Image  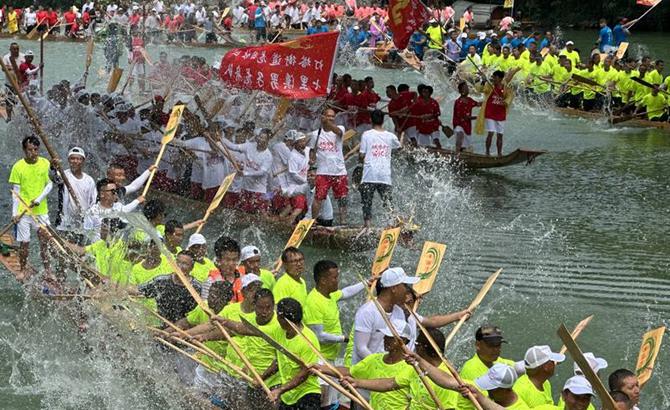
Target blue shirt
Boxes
[510,38,522,48]
[613,24,627,46]
[599,26,613,51]
[348,30,367,49]
[540,38,550,49]
[254,9,266,28]
[501,36,513,46]
[307,26,319,35]
[460,39,478,58]
[410,32,427,57]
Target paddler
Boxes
[3,42,25,121]
[608,369,641,410]
[189,233,222,296]
[283,132,310,223]
[469,364,530,409]
[452,81,481,154]
[559,41,580,68]
[305,167,334,227]
[273,247,308,306]
[635,85,668,121]
[478,69,519,157]
[84,178,144,242]
[534,376,596,410]
[239,245,276,290]
[513,345,565,407]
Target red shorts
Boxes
[239,190,269,213]
[291,194,307,211]
[222,192,240,209]
[271,193,290,214]
[190,182,203,200]
[314,175,348,200]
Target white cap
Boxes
[574,352,608,375]
[475,364,518,390]
[563,375,594,396]
[506,31,514,36]
[478,32,486,39]
[429,18,437,23]
[25,50,34,56]
[68,147,86,158]
[379,318,412,339]
[187,233,207,248]
[353,25,360,30]
[524,345,566,369]
[566,40,575,45]
[241,273,261,288]
[380,267,419,288]
[241,245,261,261]
[293,132,307,141]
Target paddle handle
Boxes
[141,143,167,197]
[0,210,26,237]
[443,315,468,351]
[628,0,663,31]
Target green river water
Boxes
[0,29,668,409]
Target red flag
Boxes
[388,0,432,50]
[637,0,661,5]
[219,32,339,99]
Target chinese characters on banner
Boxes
[219,31,340,99]
[388,0,431,50]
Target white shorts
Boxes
[15,214,50,243]
[454,126,473,149]
[485,119,505,134]
[131,63,146,76]
[404,126,417,141]
[417,130,440,147]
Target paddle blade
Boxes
[636,326,666,387]
[272,98,292,123]
[285,219,315,249]
[540,47,549,57]
[371,227,401,276]
[207,173,236,213]
[413,241,447,296]
[162,105,186,144]
[85,37,95,67]
[342,129,357,142]
[558,315,594,355]
[107,68,124,93]
[616,42,629,60]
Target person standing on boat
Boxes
[476,69,519,157]
[84,178,144,242]
[358,110,400,228]
[308,108,348,225]
[273,247,309,306]
[453,82,481,154]
[3,42,25,121]
[409,85,442,148]
[596,19,615,54]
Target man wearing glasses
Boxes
[84,178,144,242]
[272,246,308,306]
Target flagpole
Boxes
[628,0,663,30]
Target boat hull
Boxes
[407,147,547,169]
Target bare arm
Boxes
[421,309,470,328]
[349,377,399,392]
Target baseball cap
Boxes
[241,273,261,288]
[379,318,412,340]
[68,147,86,159]
[524,345,566,369]
[353,25,360,30]
[478,32,486,39]
[506,31,513,36]
[563,375,594,396]
[240,245,261,261]
[574,352,608,375]
[429,18,437,23]
[475,364,518,390]
[25,50,34,56]
[187,233,207,248]
[380,267,419,288]
[566,40,575,45]
[475,325,506,345]
[293,132,307,141]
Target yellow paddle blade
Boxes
[616,42,629,60]
[371,227,401,276]
[342,129,357,142]
[162,105,185,144]
[222,7,230,17]
[540,47,549,57]
[272,98,292,123]
[107,68,124,93]
[207,173,236,213]
[285,219,315,249]
[636,326,666,387]
[459,17,466,30]
[413,241,447,296]
[86,37,95,67]
[558,315,594,355]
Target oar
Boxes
[11,190,65,254]
[443,268,502,350]
[635,326,666,388]
[612,107,668,124]
[39,33,44,95]
[272,219,315,273]
[155,336,221,374]
[192,95,242,172]
[0,57,82,211]
[558,324,618,410]
[412,241,447,310]
[558,315,593,355]
[82,36,95,88]
[0,211,26,238]
[107,67,124,93]
[615,42,629,60]
[343,143,360,161]
[285,320,374,410]
[26,18,46,39]
[196,172,236,233]
[238,90,259,120]
[141,105,186,196]
[406,307,484,410]
[571,73,606,90]
[120,61,137,94]
[370,227,402,277]
[239,316,369,408]
[631,76,670,96]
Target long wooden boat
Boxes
[406,147,547,169]
[150,190,418,251]
[553,107,670,131]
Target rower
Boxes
[164,220,184,255]
[308,108,348,225]
[130,239,172,286]
[105,162,153,203]
[284,132,310,223]
[534,376,596,410]
[410,85,442,148]
[559,41,580,68]
[358,110,400,228]
[270,130,295,215]
[84,178,144,242]
[636,86,668,121]
[79,217,128,283]
[305,168,334,226]
[228,128,273,214]
[273,247,308,306]
[608,369,640,410]
[239,245,276,290]
[204,236,244,302]
[472,364,529,409]
[186,233,218,293]
[513,345,565,407]
[452,81,481,154]
[3,42,25,121]
[221,274,263,372]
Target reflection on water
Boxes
[0,33,669,408]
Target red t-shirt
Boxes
[484,84,507,121]
[410,97,441,134]
[63,11,76,24]
[452,96,479,135]
[131,36,145,63]
[82,11,91,24]
[129,14,141,27]
[36,10,48,24]
[18,62,36,87]
[48,11,58,26]
[354,90,381,125]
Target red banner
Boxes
[388,0,432,50]
[637,0,661,5]
[219,32,339,99]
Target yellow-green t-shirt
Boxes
[559,49,580,68]
[520,49,531,61]
[529,63,552,94]
[259,268,276,290]
[273,273,308,306]
[456,379,488,410]
[303,289,343,361]
[85,239,130,284]
[186,303,229,372]
[395,362,458,410]
[8,157,51,215]
[425,26,445,49]
[351,352,412,410]
[459,354,516,381]
[640,93,668,119]
[513,374,554,407]
[664,75,670,90]
[266,324,322,405]
[498,55,514,71]
[221,302,257,373]
[507,398,532,409]
[534,405,562,410]
[130,255,172,285]
[544,54,559,70]
[191,257,217,283]
[242,314,282,387]
[647,70,663,86]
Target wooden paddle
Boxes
[81,36,95,88]
[412,241,447,310]
[558,315,594,355]
[631,76,670,96]
[26,18,46,39]
[11,190,65,254]
[272,219,315,272]
[615,42,629,60]
[571,73,604,89]
[406,308,484,410]
[285,320,373,410]
[120,61,137,94]
[155,337,221,374]
[240,316,368,407]
[107,67,124,93]
[141,105,186,196]
[443,269,503,350]
[557,324,618,410]
[0,57,81,211]
[0,211,26,238]
[635,326,666,388]
[370,227,402,277]
[272,98,292,124]
[195,172,236,233]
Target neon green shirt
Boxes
[559,49,580,68]
[640,93,668,119]
[543,54,559,70]
[221,302,257,373]
[191,257,216,283]
[85,239,130,284]
[513,374,554,407]
[273,273,308,306]
[266,324,322,405]
[529,63,552,94]
[130,255,172,285]
[8,157,51,215]
[507,399,532,409]
[459,354,516,381]
[259,268,276,290]
[303,289,343,360]
[186,303,229,372]
[534,405,562,410]
[350,353,411,410]
[456,379,488,410]
[520,49,531,61]
[498,55,514,71]
[618,70,639,103]
[664,75,670,91]
[425,26,445,49]
[647,70,663,86]
[395,362,458,410]
[242,314,282,387]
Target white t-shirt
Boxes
[305,188,333,221]
[287,147,310,196]
[3,52,25,84]
[181,137,227,189]
[352,301,407,365]
[84,200,139,242]
[271,141,291,193]
[359,129,400,185]
[310,126,346,176]
[24,11,38,26]
[242,143,272,194]
[57,169,97,231]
